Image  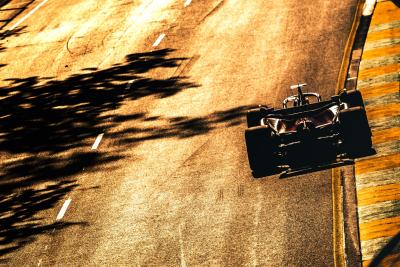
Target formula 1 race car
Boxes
[245,83,373,177]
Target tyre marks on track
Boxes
[215,185,245,203]
[237,184,244,197]
[217,188,224,202]
[198,0,225,24]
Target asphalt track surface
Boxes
[0,0,358,266]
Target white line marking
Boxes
[184,0,192,7]
[363,0,377,16]
[9,0,50,32]
[251,186,262,267]
[347,77,357,80]
[91,133,104,150]
[37,259,42,267]
[153,33,166,47]
[126,80,134,90]
[178,223,187,267]
[56,198,71,221]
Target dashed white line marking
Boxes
[56,198,72,221]
[9,0,50,32]
[91,133,104,150]
[126,80,134,90]
[153,33,166,47]
[37,259,42,267]
[347,77,358,80]
[184,0,192,7]
[178,223,187,267]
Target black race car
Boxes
[245,83,372,177]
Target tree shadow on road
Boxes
[0,48,196,259]
[0,48,249,260]
[113,105,247,145]
[0,180,86,263]
[0,48,195,155]
[0,25,27,61]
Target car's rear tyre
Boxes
[340,89,365,108]
[339,106,372,156]
[245,126,278,176]
[246,106,273,128]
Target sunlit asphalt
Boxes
[0,0,358,266]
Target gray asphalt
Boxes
[0,0,358,266]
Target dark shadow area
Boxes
[0,25,27,61]
[0,180,86,263]
[251,158,355,179]
[0,48,196,258]
[0,0,11,7]
[352,16,372,51]
[114,105,248,145]
[250,141,376,179]
[368,232,400,267]
[279,147,375,178]
[0,47,249,259]
[251,149,376,179]
[0,25,27,40]
[279,159,354,178]
[391,0,400,8]
[0,48,195,156]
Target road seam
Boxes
[333,1,366,266]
